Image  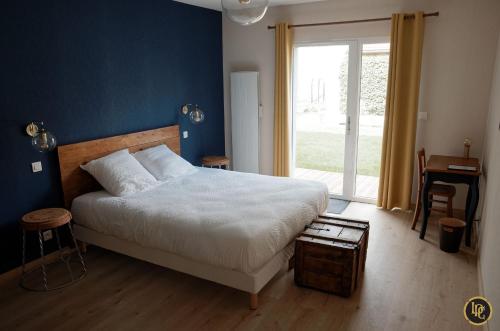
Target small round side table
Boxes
[20,208,86,291]
[201,156,230,169]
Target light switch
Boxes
[183,131,189,139]
[418,112,428,120]
[32,161,42,173]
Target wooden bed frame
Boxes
[57,125,292,309]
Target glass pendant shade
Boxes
[32,129,57,152]
[189,105,205,124]
[222,0,269,26]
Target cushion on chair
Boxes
[429,184,456,196]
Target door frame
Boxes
[291,37,389,204]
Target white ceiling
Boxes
[173,0,324,11]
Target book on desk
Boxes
[448,164,478,172]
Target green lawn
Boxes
[296,131,382,177]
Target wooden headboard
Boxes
[58,125,180,208]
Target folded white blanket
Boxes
[72,168,329,273]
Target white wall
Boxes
[223,0,500,206]
[479,32,500,331]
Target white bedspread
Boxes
[71,168,328,273]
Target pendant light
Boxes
[221,0,269,26]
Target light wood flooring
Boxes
[0,203,478,330]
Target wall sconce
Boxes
[25,121,57,152]
[180,104,205,125]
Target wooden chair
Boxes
[411,149,456,230]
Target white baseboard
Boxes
[476,251,490,331]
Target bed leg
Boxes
[249,293,258,310]
[77,241,87,254]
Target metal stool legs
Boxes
[55,227,74,281]
[20,223,86,291]
[68,223,87,274]
[20,229,26,285]
[38,229,48,290]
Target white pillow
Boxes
[133,144,196,181]
[80,149,158,197]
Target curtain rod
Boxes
[267,11,439,30]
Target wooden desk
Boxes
[420,155,481,246]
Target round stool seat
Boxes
[439,217,466,228]
[202,155,230,167]
[21,208,71,231]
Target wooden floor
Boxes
[0,203,478,331]
[294,168,379,199]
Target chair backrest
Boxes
[417,148,426,188]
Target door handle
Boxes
[347,115,351,134]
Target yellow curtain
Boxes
[273,23,293,177]
[377,12,425,210]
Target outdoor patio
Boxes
[294,168,379,200]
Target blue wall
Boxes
[0,0,224,273]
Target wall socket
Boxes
[42,230,53,241]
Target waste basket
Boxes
[439,218,466,253]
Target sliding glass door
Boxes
[292,39,390,202]
[292,43,350,195]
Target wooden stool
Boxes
[20,208,86,291]
[201,156,230,169]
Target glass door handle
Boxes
[347,116,351,134]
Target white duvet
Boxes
[71,168,329,273]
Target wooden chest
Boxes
[294,215,369,297]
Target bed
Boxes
[58,125,329,309]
